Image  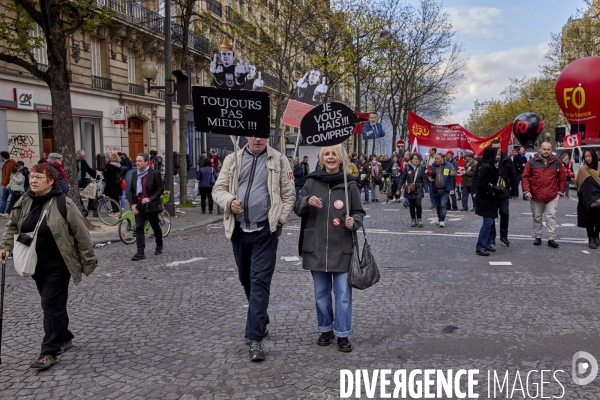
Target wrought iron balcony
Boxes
[207,0,222,17]
[129,83,145,96]
[92,76,112,90]
[96,0,211,55]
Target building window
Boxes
[32,24,48,69]
[156,62,165,86]
[90,37,109,77]
[128,50,136,83]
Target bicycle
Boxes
[118,190,172,244]
[81,177,122,226]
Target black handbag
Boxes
[348,225,380,290]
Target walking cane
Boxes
[0,257,6,365]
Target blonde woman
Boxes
[294,145,366,352]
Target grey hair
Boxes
[47,153,63,162]
[137,153,150,162]
[76,149,85,156]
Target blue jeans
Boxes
[295,185,302,197]
[461,186,473,210]
[428,182,436,206]
[121,189,126,208]
[0,186,9,214]
[363,183,370,202]
[489,197,509,243]
[477,217,495,251]
[433,190,449,222]
[311,271,352,338]
[231,223,279,341]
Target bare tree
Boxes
[377,0,466,154]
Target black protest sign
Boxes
[192,86,270,138]
[300,102,359,146]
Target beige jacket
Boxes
[0,194,96,285]
[213,145,296,239]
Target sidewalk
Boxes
[0,181,223,245]
[86,181,223,244]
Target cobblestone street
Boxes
[1,195,599,399]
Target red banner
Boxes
[408,111,511,156]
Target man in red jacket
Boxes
[521,142,566,248]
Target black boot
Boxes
[318,331,334,346]
[337,337,352,352]
[589,238,598,249]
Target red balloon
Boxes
[555,56,600,139]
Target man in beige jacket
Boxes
[213,136,295,362]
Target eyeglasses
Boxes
[29,175,47,181]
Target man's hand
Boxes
[313,77,328,100]
[252,72,264,90]
[510,196,518,199]
[235,54,248,77]
[0,250,9,261]
[524,192,532,200]
[307,196,323,208]
[210,54,218,73]
[558,192,565,197]
[450,170,455,176]
[230,200,243,214]
[141,197,151,204]
[428,177,434,182]
[131,204,139,215]
[345,215,354,229]
[297,72,309,89]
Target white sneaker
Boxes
[439,221,445,228]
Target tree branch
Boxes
[0,53,48,81]
[14,0,43,26]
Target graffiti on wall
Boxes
[8,135,35,161]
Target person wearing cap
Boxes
[445,151,458,211]
[47,153,69,194]
[461,152,477,211]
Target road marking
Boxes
[489,261,513,266]
[559,223,576,227]
[522,213,532,215]
[565,215,577,217]
[383,209,399,211]
[165,257,207,267]
[282,227,586,243]
[448,218,462,221]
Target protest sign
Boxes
[192,86,270,138]
[300,102,359,146]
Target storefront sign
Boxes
[112,106,126,125]
[104,146,121,155]
[14,88,34,110]
[192,86,270,137]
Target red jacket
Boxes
[521,155,566,202]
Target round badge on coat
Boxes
[334,200,344,210]
[408,171,412,174]
[332,218,341,226]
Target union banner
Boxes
[408,111,511,156]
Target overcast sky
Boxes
[437,0,587,125]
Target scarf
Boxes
[575,164,600,191]
[53,161,67,179]
[136,166,150,195]
[306,169,361,186]
[371,162,378,177]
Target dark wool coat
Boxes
[294,175,365,273]
[397,163,427,199]
[475,162,500,219]
[129,168,164,213]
